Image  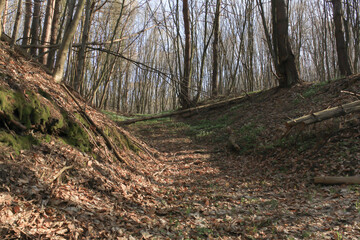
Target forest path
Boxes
[127,117,360,239]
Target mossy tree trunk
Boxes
[53,0,85,83]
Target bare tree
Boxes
[40,0,55,65]
[349,0,359,72]
[179,0,191,108]
[211,0,221,97]
[47,0,60,69]
[10,0,22,47]
[0,0,6,37]
[53,0,86,83]
[22,0,32,47]
[30,0,41,56]
[331,0,352,76]
[271,0,299,87]
[74,0,94,91]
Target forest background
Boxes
[0,0,358,113]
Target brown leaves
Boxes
[1,39,360,239]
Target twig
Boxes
[341,90,360,99]
[49,165,73,183]
[153,166,169,177]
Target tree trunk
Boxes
[30,0,41,56]
[10,0,22,47]
[0,0,6,37]
[118,93,252,125]
[22,0,32,47]
[40,0,55,65]
[2,0,6,30]
[74,0,94,91]
[271,0,299,87]
[211,0,221,97]
[257,0,278,74]
[194,0,212,103]
[246,1,255,92]
[53,0,85,83]
[47,0,60,69]
[180,0,191,108]
[286,99,360,128]
[351,0,359,72]
[331,0,353,76]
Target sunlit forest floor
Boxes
[124,78,360,239]
[0,38,360,239]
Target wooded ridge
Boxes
[0,0,358,113]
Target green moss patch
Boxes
[233,123,265,154]
[0,87,64,132]
[104,127,139,153]
[0,130,39,154]
[0,87,92,152]
[302,81,328,98]
[61,119,91,152]
[0,86,138,155]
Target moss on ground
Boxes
[0,86,92,153]
[0,130,39,154]
[0,87,59,130]
[104,127,139,153]
[61,118,91,152]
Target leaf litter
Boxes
[0,40,360,239]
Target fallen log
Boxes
[117,95,250,125]
[314,176,360,185]
[286,100,360,128]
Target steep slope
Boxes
[0,40,167,239]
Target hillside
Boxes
[123,75,360,239]
[0,38,360,239]
[0,40,166,239]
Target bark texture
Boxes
[74,0,94,91]
[53,0,86,83]
[10,0,22,47]
[286,100,360,128]
[331,0,353,76]
[40,0,55,65]
[0,0,6,37]
[30,0,41,56]
[22,0,32,47]
[47,0,60,69]
[211,0,221,97]
[180,0,191,108]
[272,0,299,87]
